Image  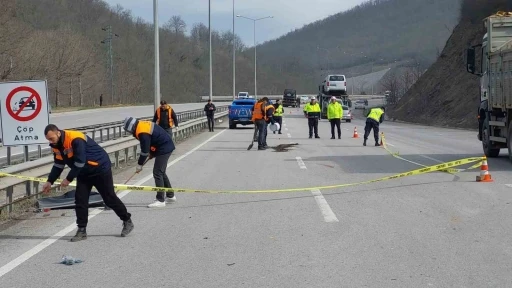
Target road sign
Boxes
[0,80,49,146]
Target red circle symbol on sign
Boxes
[6,86,42,122]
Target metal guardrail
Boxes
[199,95,386,102]
[1,106,228,167]
[0,110,229,214]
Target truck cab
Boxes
[282,89,300,108]
[466,12,512,161]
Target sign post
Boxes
[0,80,50,146]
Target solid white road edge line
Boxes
[0,129,227,279]
[311,189,339,223]
[295,156,307,169]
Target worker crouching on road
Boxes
[363,106,385,146]
[42,124,134,242]
[303,96,321,138]
[153,100,179,140]
[123,117,176,208]
[272,99,284,134]
[327,96,342,139]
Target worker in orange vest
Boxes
[251,97,270,150]
[152,100,178,140]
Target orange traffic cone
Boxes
[379,132,384,146]
[476,156,493,182]
[352,127,359,138]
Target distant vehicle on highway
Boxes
[341,105,352,123]
[237,92,250,99]
[354,100,366,109]
[321,74,347,95]
[300,96,309,104]
[228,98,256,129]
[282,89,300,108]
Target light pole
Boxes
[236,14,273,99]
[153,0,160,111]
[101,26,119,104]
[232,0,235,100]
[209,0,212,101]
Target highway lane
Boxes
[1,108,512,287]
[0,102,230,163]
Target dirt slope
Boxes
[387,0,512,129]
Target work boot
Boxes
[258,146,266,150]
[273,131,276,134]
[338,135,341,139]
[70,227,87,242]
[375,142,380,146]
[363,139,367,146]
[278,131,282,134]
[331,136,335,139]
[121,219,134,237]
[315,135,320,139]
[309,135,312,139]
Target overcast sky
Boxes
[103,0,366,46]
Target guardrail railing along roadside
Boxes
[0,110,229,216]
[1,106,228,167]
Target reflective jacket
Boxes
[327,102,342,119]
[133,120,175,165]
[264,104,275,122]
[367,108,384,123]
[273,104,284,116]
[303,102,321,118]
[251,101,266,121]
[153,104,178,129]
[47,130,111,184]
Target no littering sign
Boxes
[0,80,49,146]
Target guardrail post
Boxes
[107,128,110,141]
[33,181,39,199]
[92,130,96,142]
[114,151,120,168]
[133,146,137,160]
[100,129,103,142]
[7,147,11,165]
[124,148,129,164]
[6,187,13,213]
[118,126,122,139]
[38,145,42,158]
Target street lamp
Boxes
[236,14,273,99]
[208,0,213,101]
[232,0,235,100]
[101,26,119,104]
[153,0,160,110]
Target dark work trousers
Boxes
[308,118,319,137]
[75,172,131,228]
[207,114,214,131]
[163,127,173,141]
[153,152,173,202]
[330,118,341,138]
[364,118,380,143]
[255,119,266,148]
[263,121,269,146]
[273,116,283,133]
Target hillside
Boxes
[254,0,461,87]
[0,0,302,107]
[387,0,512,129]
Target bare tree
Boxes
[164,16,186,34]
[381,71,401,104]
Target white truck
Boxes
[466,11,512,162]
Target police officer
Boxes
[153,100,179,139]
[273,99,284,134]
[204,99,216,132]
[42,124,133,242]
[327,96,342,139]
[363,106,385,146]
[123,117,176,208]
[251,97,269,150]
[303,96,321,138]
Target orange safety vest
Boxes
[155,104,174,127]
[52,130,99,166]
[135,120,157,152]
[264,105,275,121]
[251,102,265,121]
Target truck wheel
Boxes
[508,120,512,163]
[229,121,236,129]
[346,119,351,123]
[482,118,500,157]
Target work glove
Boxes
[135,165,143,173]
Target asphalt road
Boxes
[0,103,230,162]
[1,107,511,287]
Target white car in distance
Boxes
[321,74,347,95]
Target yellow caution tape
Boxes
[380,133,482,174]
[0,156,485,194]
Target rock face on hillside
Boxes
[387,0,512,129]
